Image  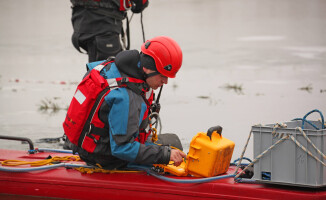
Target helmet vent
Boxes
[164,64,172,71]
[145,41,151,49]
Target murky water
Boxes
[0,0,325,160]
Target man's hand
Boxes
[170,149,186,166]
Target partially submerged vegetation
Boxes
[38,98,67,113]
[220,83,244,95]
[298,84,313,93]
[172,82,178,91]
[197,96,210,99]
[196,95,221,106]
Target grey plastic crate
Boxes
[252,120,326,187]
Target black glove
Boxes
[131,0,149,13]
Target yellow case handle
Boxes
[207,126,223,140]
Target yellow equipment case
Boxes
[186,126,235,177]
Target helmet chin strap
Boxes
[144,71,160,79]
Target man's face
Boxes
[143,68,168,90]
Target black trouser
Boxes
[86,33,122,62]
[71,6,124,62]
[78,148,128,170]
[64,136,128,169]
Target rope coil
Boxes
[1,155,80,167]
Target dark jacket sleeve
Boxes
[134,143,171,164]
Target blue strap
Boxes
[292,118,319,130]
[300,109,325,130]
[86,60,106,71]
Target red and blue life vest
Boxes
[63,60,153,154]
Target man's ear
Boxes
[143,67,154,74]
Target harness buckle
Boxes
[86,124,99,144]
[121,77,129,84]
[87,124,93,135]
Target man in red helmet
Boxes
[64,36,186,169]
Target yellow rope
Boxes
[151,127,158,143]
[74,163,141,174]
[0,155,142,174]
[0,155,81,167]
[74,167,142,174]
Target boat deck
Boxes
[0,149,325,200]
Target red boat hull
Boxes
[0,149,325,200]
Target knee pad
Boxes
[156,133,184,151]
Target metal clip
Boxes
[121,77,129,84]
[87,124,93,135]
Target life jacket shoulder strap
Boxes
[93,59,115,72]
[106,77,151,106]
[93,61,151,104]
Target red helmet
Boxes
[141,36,183,78]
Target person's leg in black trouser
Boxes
[87,33,122,62]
